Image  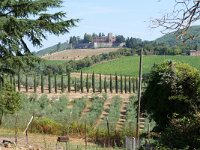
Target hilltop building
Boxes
[74,33,122,49]
[93,33,116,43]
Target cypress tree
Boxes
[25,75,28,92]
[48,74,51,93]
[61,74,64,93]
[86,74,89,93]
[129,76,131,93]
[104,76,107,93]
[92,72,95,93]
[99,73,102,93]
[41,74,44,93]
[115,73,118,93]
[80,71,83,93]
[120,75,123,93]
[18,72,21,91]
[68,72,71,93]
[110,74,112,93]
[54,74,57,93]
[34,74,36,93]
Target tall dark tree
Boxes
[115,35,125,43]
[83,33,92,43]
[0,0,78,71]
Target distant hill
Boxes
[42,48,119,60]
[36,41,71,56]
[155,25,200,47]
[37,25,200,56]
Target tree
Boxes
[0,81,21,125]
[160,115,200,149]
[0,0,78,69]
[56,42,61,52]
[83,33,92,43]
[152,0,200,40]
[115,35,125,43]
[92,33,98,37]
[141,61,200,130]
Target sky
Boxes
[30,0,176,52]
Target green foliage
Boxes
[0,81,21,125]
[107,96,121,131]
[92,72,95,93]
[141,61,200,130]
[124,96,137,131]
[0,0,78,71]
[160,115,200,149]
[31,117,63,135]
[83,33,93,43]
[115,35,125,43]
[85,96,106,125]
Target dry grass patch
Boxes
[42,48,119,60]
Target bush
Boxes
[141,61,200,130]
[31,117,64,135]
[160,115,200,149]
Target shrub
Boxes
[160,115,200,149]
[141,61,200,130]
[31,117,64,135]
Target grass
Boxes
[43,59,68,66]
[0,128,122,150]
[82,55,200,76]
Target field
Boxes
[42,48,120,60]
[82,55,200,76]
[0,93,147,149]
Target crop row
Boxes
[0,72,147,94]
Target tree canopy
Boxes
[141,61,200,130]
[0,0,78,68]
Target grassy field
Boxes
[82,55,200,76]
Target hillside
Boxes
[156,25,200,47]
[37,25,200,57]
[42,48,120,60]
[82,55,200,76]
[36,41,70,56]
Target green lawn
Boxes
[82,55,200,76]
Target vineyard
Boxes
[1,93,153,147]
[82,55,200,76]
[0,71,151,148]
